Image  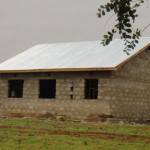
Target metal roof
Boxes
[0,37,150,73]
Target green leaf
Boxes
[125,23,131,27]
[126,29,132,33]
[126,35,131,39]
[131,9,136,14]
[106,7,110,12]
[102,11,105,15]
[127,45,134,49]
[108,32,112,35]
[100,5,104,8]
[97,13,101,18]
[105,39,110,45]
[104,35,108,38]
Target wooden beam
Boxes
[0,67,117,73]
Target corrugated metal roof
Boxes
[0,37,150,73]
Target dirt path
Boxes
[42,129,150,142]
[0,125,150,143]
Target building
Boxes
[0,37,150,123]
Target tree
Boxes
[97,0,150,54]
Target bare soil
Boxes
[0,125,150,143]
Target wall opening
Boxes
[39,79,56,98]
[8,80,24,98]
[70,87,74,91]
[70,94,73,99]
[84,79,98,99]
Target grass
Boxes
[0,118,150,150]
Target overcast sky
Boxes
[0,0,150,63]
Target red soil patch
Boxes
[0,125,26,130]
[1,125,150,143]
[41,129,150,142]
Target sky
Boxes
[0,0,150,63]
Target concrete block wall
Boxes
[107,48,150,122]
[0,72,110,120]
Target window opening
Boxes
[70,94,73,99]
[39,79,56,98]
[70,87,74,91]
[8,80,24,98]
[84,79,98,99]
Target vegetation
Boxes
[0,118,150,149]
[97,0,149,54]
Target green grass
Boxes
[0,118,150,150]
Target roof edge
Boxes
[0,67,117,73]
[116,43,150,69]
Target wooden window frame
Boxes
[8,80,24,98]
[84,79,98,99]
